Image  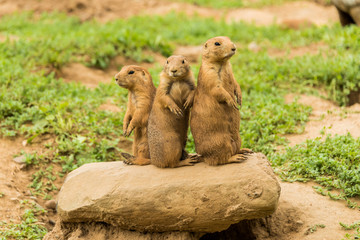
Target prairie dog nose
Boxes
[171,69,177,73]
[232,44,236,52]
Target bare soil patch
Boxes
[98,100,122,113]
[0,0,220,22]
[268,42,329,58]
[174,45,203,63]
[274,180,360,240]
[0,34,19,42]
[58,63,114,88]
[0,0,169,22]
[143,2,222,19]
[285,94,360,146]
[108,50,167,70]
[266,1,338,26]
[0,136,58,229]
[117,137,133,154]
[0,0,339,28]
[226,1,338,27]
[57,50,166,88]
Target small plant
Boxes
[342,227,360,240]
[305,224,326,235]
[340,221,360,230]
[341,222,360,240]
[313,186,327,196]
[0,200,48,239]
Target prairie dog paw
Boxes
[168,105,183,117]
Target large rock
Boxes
[332,0,360,11]
[57,153,280,233]
[332,0,360,26]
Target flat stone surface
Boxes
[57,153,280,233]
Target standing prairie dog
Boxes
[148,55,198,168]
[190,36,252,166]
[115,65,156,165]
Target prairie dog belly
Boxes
[169,81,192,107]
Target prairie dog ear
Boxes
[141,70,149,83]
[204,42,208,48]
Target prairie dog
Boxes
[190,36,252,166]
[115,65,156,165]
[148,55,198,168]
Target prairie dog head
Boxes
[115,65,152,90]
[163,55,190,79]
[202,36,237,62]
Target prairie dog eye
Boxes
[166,60,169,64]
[182,60,185,64]
[215,42,221,46]
[128,70,134,75]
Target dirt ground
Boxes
[0,0,338,27]
[285,94,360,145]
[0,136,59,230]
[1,0,360,239]
[272,180,360,240]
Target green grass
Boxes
[340,221,360,230]
[0,11,360,238]
[305,224,326,235]
[343,229,360,240]
[272,133,360,199]
[341,221,360,240]
[0,201,47,240]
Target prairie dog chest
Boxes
[219,69,235,93]
[169,81,192,105]
[131,92,144,109]
[130,93,138,107]
[219,68,233,84]
[131,93,137,103]
[205,66,231,87]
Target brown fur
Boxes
[114,65,156,165]
[190,36,251,166]
[148,55,197,168]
